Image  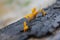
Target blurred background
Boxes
[0,0,32,28]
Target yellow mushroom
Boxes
[24,21,29,32]
[23,8,46,32]
[24,8,46,22]
[24,8,38,21]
